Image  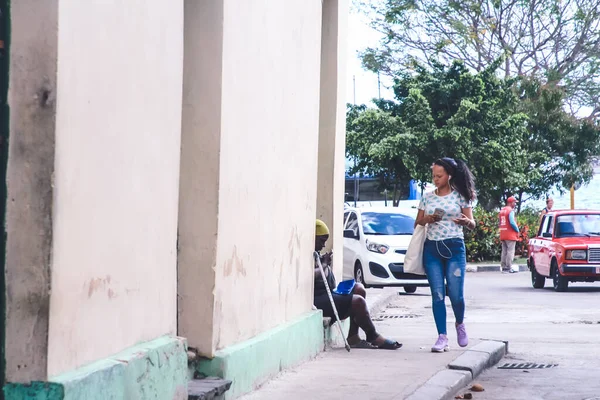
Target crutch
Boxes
[313,251,351,352]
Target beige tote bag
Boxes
[403,225,427,275]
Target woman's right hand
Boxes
[423,214,441,225]
[415,210,440,226]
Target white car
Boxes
[342,207,429,293]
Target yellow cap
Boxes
[316,219,330,236]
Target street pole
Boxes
[570,184,575,209]
[354,158,358,207]
[353,75,356,105]
[352,76,357,207]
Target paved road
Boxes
[454,272,600,400]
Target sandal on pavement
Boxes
[377,339,402,350]
[349,339,378,349]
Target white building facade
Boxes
[1,1,348,399]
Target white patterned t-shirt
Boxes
[418,190,472,241]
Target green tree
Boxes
[515,78,600,203]
[346,104,413,205]
[346,60,600,209]
[356,0,600,120]
[393,61,528,207]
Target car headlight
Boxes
[366,240,389,254]
[566,249,587,260]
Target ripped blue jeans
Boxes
[423,238,466,335]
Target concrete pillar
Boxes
[177,0,224,357]
[47,1,183,376]
[210,0,322,350]
[180,0,323,356]
[316,0,349,278]
[3,0,58,382]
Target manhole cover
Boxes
[498,363,558,369]
[373,314,421,320]
[551,320,600,324]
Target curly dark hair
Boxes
[434,157,476,201]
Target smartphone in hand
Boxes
[434,208,445,218]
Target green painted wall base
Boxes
[4,336,188,400]
[195,310,324,399]
[3,382,64,400]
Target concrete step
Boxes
[188,377,232,400]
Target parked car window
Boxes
[343,211,350,227]
[538,215,550,237]
[361,212,415,235]
[346,212,359,235]
[555,214,600,237]
[545,216,554,236]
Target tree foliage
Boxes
[345,60,600,209]
[356,0,600,120]
[515,78,599,200]
[346,104,414,205]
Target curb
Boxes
[405,340,507,400]
[466,264,528,273]
[368,290,399,316]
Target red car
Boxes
[528,209,600,292]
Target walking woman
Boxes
[415,157,477,352]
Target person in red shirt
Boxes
[499,197,520,273]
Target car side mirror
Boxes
[343,229,358,239]
[542,232,552,238]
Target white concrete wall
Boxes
[317,0,349,279]
[211,0,324,350]
[47,1,184,376]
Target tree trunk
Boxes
[517,191,524,214]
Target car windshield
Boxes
[361,212,415,235]
[555,214,600,238]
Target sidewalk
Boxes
[466,262,528,273]
[239,287,506,400]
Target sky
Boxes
[344,6,595,116]
[345,8,394,106]
[344,8,393,170]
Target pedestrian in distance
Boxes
[499,197,520,273]
[414,157,477,353]
[540,197,554,221]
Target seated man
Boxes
[314,219,401,350]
